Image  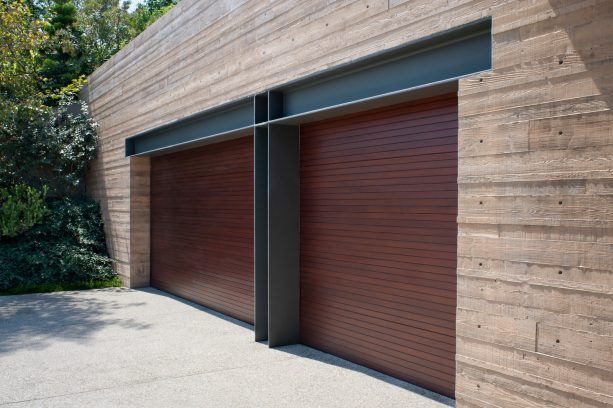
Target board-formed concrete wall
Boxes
[85,0,613,406]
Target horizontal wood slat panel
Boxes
[151,136,254,324]
[300,95,458,398]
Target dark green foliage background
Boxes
[0,198,114,291]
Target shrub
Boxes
[0,184,49,238]
[0,94,98,197]
[0,198,115,290]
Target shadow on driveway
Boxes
[0,288,151,354]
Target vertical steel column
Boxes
[267,119,300,347]
[254,94,269,341]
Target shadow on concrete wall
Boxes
[546,0,612,109]
[0,288,150,354]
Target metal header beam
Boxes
[124,18,491,158]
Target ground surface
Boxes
[0,288,454,407]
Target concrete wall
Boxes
[85,0,613,406]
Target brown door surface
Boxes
[151,136,254,324]
[300,94,458,397]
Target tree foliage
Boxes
[0,184,49,238]
[0,86,99,197]
[77,0,131,74]
[39,0,83,91]
[128,0,176,35]
[0,0,48,101]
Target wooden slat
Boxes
[150,136,254,324]
[300,96,458,398]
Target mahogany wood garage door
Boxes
[151,136,254,324]
[300,94,458,397]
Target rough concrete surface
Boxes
[0,288,454,407]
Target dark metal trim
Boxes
[275,23,490,117]
[124,18,491,157]
[267,124,300,347]
[268,79,458,126]
[254,127,269,342]
[126,97,254,156]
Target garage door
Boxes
[151,136,254,324]
[300,94,457,397]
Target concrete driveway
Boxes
[0,288,454,407]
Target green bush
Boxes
[0,96,98,197]
[0,198,115,291]
[0,184,49,238]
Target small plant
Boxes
[0,184,49,238]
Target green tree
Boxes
[77,0,131,74]
[128,0,176,35]
[39,0,83,90]
[0,0,47,102]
